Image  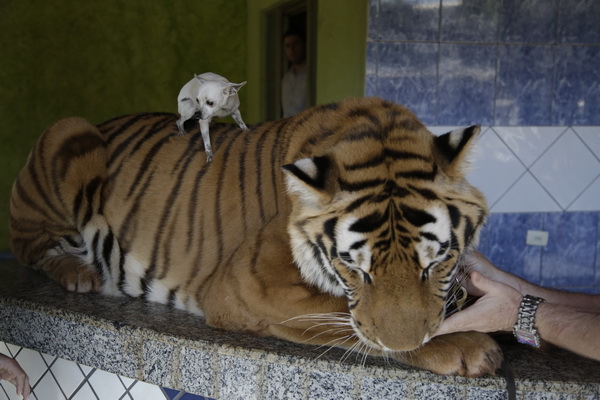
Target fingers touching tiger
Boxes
[9,98,501,377]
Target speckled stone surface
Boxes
[1,260,599,399]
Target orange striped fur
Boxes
[9,97,502,376]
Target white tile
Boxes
[128,380,166,400]
[33,369,64,399]
[467,129,526,206]
[573,126,600,159]
[40,352,57,365]
[5,344,20,357]
[119,374,136,390]
[568,174,600,211]
[14,348,49,386]
[0,341,10,356]
[79,363,93,377]
[72,382,98,400]
[491,172,562,213]
[88,368,128,400]
[0,380,16,400]
[50,357,86,398]
[0,381,24,400]
[530,128,600,209]
[493,126,566,167]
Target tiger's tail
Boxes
[9,117,120,293]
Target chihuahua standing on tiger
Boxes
[177,72,248,163]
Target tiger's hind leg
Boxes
[9,214,103,293]
[9,117,121,295]
[29,215,123,295]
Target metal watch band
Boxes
[513,294,545,348]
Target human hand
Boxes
[461,251,525,294]
[434,271,522,337]
[0,354,30,400]
[461,251,505,281]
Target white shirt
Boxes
[281,66,308,118]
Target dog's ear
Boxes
[223,81,247,96]
[195,75,208,85]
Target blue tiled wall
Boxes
[366,0,600,293]
[366,0,600,126]
[478,213,599,294]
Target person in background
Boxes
[0,353,30,399]
[434,251,600,361]
[281,30,308,117]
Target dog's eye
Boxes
[195,99,200,104]
[207,101,215,107]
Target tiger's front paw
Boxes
[395,332,502,377]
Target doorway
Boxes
[264,0,316,120]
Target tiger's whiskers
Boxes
[444,254,480,317]
[281,312,375,364]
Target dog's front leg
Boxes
[198,119,213,163]
[231,110,248,130]
[176,118,186,135]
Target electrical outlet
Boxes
[526,230,549,246]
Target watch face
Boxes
[515,329,541,347]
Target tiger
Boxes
[9,97,502,377]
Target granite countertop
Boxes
[1,259,599,399]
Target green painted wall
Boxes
[314,0,367,105]
[1,0,367,251]
[0,0,246,251]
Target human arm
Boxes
[535,301,600,360]
[434,253,600,361]
[0,354,30,400]
[461,251,600,310]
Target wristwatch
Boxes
[513,294,545,348]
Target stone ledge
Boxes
[1,260,599,399]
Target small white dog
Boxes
[177,72,248,163]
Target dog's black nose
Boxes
[194,112,202,119]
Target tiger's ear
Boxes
[282,156,338,207]
[433,125,480,178]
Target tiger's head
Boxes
[282,115,486,352]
